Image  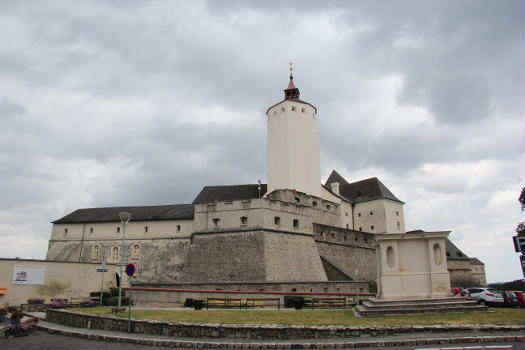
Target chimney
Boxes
[330,182,340,195]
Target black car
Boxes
[501,291,519,307]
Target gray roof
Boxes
[193,184,267,204]
[445,238,470,260]
[53,204,194,224]
[470,257,484,265]
[325,170,404,204]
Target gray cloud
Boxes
[0,0,523,282]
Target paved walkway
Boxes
[15,312,525,349]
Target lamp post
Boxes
[118,211,131,308]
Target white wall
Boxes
[267,100,321,197]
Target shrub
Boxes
[368,280,377,294]
[110,288,123,297]
[11,310,23,320]
[101,296,131,306]
[90,291,111,298]
[51,298,69,308]
[284,295,305,308]
[27,297,44,304]
[78,300,99,307]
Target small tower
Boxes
[266,64,321,197]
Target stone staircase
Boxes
[356,297,488,317]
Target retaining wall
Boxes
[46,309,525,340]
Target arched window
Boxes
[93,245,99,259]
[132,245,140,259]
[112,247,119,261]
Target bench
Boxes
[303,297,347,309]
[205,298,280,310]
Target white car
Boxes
[467,287,504,306]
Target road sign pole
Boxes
[127,276,133,333]
[99,252,106,304]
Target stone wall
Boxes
[183,229,327,282]
[46,309,522,340]
[131,282,369,306]
[313,224,377,282]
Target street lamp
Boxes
[118,211,131,308]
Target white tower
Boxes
[266,65,321,197]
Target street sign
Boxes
[520,255,525,278]
[513,235,525,252]
[96,268,108,272]
[125,263,136,277]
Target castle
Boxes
[45,69,486,289]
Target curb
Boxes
[38,324,525,348]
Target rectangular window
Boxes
[144,226,148,233]
[370,211,374,216]
[396,211,400,216]
[397,221,400,230]
[293,219,299,228]
[213,218,220,227]
[116,227,120,233]
[370,225,374,230]
[240,216,248,225]
[64,228,68,234]
[357,213,361,217]
[274,217,280,225]
[90,227,93,234]
[176,225,181,232]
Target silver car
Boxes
[467,287,504,306]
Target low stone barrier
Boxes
[46,309,525,340]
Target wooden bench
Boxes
[304,297,347,309]
[205,298,281,310]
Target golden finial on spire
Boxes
[289,61,293,73]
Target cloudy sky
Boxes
[0,0,523,283]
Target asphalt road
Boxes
[1,332,524,350]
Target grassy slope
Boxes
[68,307,525,326]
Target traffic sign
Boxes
[125,263,136,277]
[513,235,525,252]
[520,255,525,278]
[96,268,108,272]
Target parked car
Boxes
[501,291,519,307]
[512,291,524,308]
[466,287,504,306]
